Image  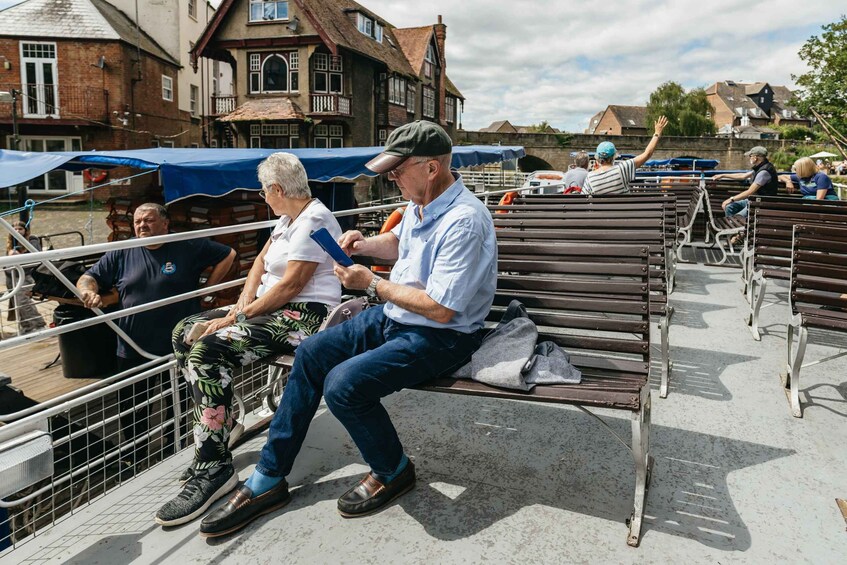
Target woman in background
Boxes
[4,221,47,333]
[779,157,839,200]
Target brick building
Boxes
[0,0,183,196]
[191,0,464,149]
[584,105,648,136]
[705,80,812,136]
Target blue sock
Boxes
[244,470,282,496]
[376,454,409,484]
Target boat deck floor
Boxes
[5,262,847,564]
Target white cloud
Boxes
[360,0,833,131]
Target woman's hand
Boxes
[785,181,795,194]
[234,292,254,313]
[654,116,668,136]
[201,314,237,337]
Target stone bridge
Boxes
[455,131,812,171]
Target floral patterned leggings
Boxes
[171,301,330,470]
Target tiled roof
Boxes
[607,105,647,128]
[392,26,432,75]
[218,98,306,122]
[480,120,513,132]
[444,75,463,99]
[707,81,803,117]
[744,82,768,95]
[0,0,177,65]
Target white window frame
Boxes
[388,76,406,106]
[161,139,175,148]
[312,53,342,94]
[249,0,289,22]
[261,54,289,93]
[424,43,436,78]
[8,135,82,193]
[189,84,198,117]
[19,41,59,118]
[406,84,416,113]
[423,86,435,118]
[445,96,455,123]
[162,75,174,101]
[188,0,196,19]
[249,52,299,94]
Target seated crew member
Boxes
[155,152,343,526]
[583,115,668,195]
[196,120,497,538]
[561,151,590,192]
[779,157,839,200]
[712,146,780,218]
[78,204,235,470]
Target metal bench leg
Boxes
[627,388,652,547]
[746,272,766,341]
[666,248,676,294]
[712,232,729,265]
[676,230,693,263]
[784,321,807,418]
[659,310,672,398]
[263,364,288,412]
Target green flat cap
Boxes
[366,120,453,174]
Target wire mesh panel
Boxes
[0,360,270,552]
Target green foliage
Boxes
[526,120,554,133]
[646,82,716,136]
[792,16,847,133]
[554,132,573,149]
[771,125,820,141]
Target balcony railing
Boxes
[0,83,108,122]
[210,95,237,116]
[310,93,352,116]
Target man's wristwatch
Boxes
[234,309,247,323]
[365,275,381,298]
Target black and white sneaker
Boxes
[155,464,237,526]
[178,466,195,486]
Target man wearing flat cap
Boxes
[198,121,496,537]
[713,146,780,219]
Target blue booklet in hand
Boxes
[310,228,354,267]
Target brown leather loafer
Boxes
[337,461,415,518]
[199,480,290,538]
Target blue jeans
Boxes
[256,304,482,478]
[725,199,749,218]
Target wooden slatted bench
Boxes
[417,240,653,546]
[745,203,847,340]
[486,204,674,398]
[263,241,654,546]
[700,185,747,265]
[783,224,847,417]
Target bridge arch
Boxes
[518,154,553,172]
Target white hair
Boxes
[257,152,311,199]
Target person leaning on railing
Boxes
[4,220,46,334]
[779,157,840,201]
[76,203,236,473]
[155,152,344,527]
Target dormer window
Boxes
[424,44,436,78]
[357,13,383,43]
[250,0,289,22]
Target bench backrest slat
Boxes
[790,224,847,327]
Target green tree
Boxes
[792,15,847,133]
[527,120,554,133]
[646,82,716,136]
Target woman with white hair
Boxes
[156,152,343,527]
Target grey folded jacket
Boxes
[453,301,582,390]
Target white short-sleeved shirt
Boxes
[256,199,342,307]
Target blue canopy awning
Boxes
[0,145,525,203]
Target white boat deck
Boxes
[5,261,847,564]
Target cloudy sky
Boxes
[1,0,836,132]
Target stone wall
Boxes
[456,130,813,170]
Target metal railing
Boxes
[0,184,523,553]
[0,83,109,121]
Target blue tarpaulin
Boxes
[0,145,525,203]
[643,158,719,169]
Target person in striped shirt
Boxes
[583,115,668,195]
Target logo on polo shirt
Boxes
[161,261,177,275]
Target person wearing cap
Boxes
[198,121,497,538]
[713,146,780,219]
[582,116,668,195]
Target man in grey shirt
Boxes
[562,151,589,191]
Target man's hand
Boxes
[338,230,366,255]
[333,264,375,290]
[654,115,668,136]
[79,289,103,309]
[721,198,733,211]
[712,174,724,181]
[201,314,237,337]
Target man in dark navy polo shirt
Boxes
[77,203,235,467]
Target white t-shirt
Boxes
[256,199,342,307]
[583,159,636,195]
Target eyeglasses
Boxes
[387,159,429,180]
[259,187,269,199]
